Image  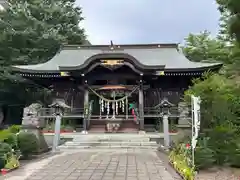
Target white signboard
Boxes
[191,95,201,166]
[191,95,201,149]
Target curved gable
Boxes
[59,52,165,71]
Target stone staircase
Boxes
[57,134,159,150]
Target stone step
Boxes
[65,141,158,146]
[57,145,158,150]
[72,136,150,142]
[72,138,150,142]
[57,139,159,151]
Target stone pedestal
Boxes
[52,115,61,152]
[163,115,170,148]
[21,126,49,153]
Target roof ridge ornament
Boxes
[110,40,114,50]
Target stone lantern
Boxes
[49,99,70,152]
[159,98,174,148]
[159,98,174,115]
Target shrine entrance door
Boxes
[87,85,140,133]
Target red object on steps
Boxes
[1,169,8,175]
[131,109,137,122]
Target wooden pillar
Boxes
[99,97,102,119]
[139,80,144,130]
[126,95,128,119]
[83,84,89,131]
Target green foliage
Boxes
[0,128,21,169]
[229,142,240,167]
[216,0,240,42]
[3,133,18,150]
[184,74,240,130]
[0,142,20,170]
[17,132,39,157]
[178,0,240,173]
[194,137,215,170]
[195,147,215,170]
[0,129,11,141]
[169,150,195,180]
[208,125,238,165]
[8,125,21,134]
[0,0,86,65]
[182,72,240,170]
[0,126,21,149]
[225,45,240,79]
[182,30,231,63]
[0,142,11,169]
[4,154,20,170]
[181,30,240,79]
[0,142,12,157]
[0,0,87,106]
[217,10,233,43]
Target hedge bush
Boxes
[180,74,240,171]
[0,126,22,169]
[8,125,21,134]
[4,133,18,150]
[0,129,12,142]
[0,142,12,169]
[17,132,39,157]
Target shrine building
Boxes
[12,43,222,133]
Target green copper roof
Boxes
[13,43,222,72]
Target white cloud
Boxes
[76,0,220,45]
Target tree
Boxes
[215,0,240,79]
[185,74,240,129]
[0,0,87,107]
[217,10,233,43]
[216,0,240,43]
[182,31,231,64]
[0,0,86,65]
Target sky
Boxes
[76,0,220,45]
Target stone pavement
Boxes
[4,149,179,180]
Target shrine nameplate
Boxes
[100,60,124,70]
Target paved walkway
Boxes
[4,149,178,180]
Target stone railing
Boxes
[37,108,84,118]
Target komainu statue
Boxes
[21,103,49,152]
[22,103,44,127]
